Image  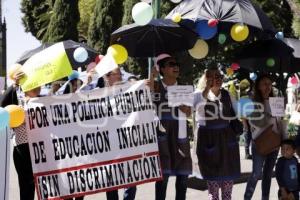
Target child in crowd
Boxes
[275,139,299,200]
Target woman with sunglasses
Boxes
[150,54,192,200]
[194,66,241,200]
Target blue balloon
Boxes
[0,107,9,130]
[73,47,88,63]
[249,72,257,81]
[68,70,80,81]
[275,32,284,40]
[196,20,218,40]
[237,98,254,117]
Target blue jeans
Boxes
[244,142,278,200]
[155,175,188,200]
[244,130,252,154]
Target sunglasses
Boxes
[166,61,180,67]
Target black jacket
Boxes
[0,85,18,107]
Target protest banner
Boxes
[20,42,73,92]
[25,81,162,199]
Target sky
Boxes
[3,0,40,69]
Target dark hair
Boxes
[157,57,173,77]
[96,77,105,88]
[281,139,296,149]
[253,74,274,103]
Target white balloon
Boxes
[73,47,88,63]
[132,2,153,26]
[170,0,182,3]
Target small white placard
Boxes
[269,97,285,117]
[167,85,194,107]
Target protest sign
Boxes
[25,81,162,199]
[167,85,194,107]
[20,42,72,92]
[269,97,285,117]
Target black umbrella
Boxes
[110,19,198,57]
[166,0,276,39]
[16,40,98,69]
[234,38,300,94]
[234,38,300,73]
[15,43,52,64]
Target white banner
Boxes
[25,81,162,200]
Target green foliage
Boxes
[43,0,80,42]
[20,0,51,41]
[160,0,174,18]
[78,0,96,41]
[293,17,300,37]
[253,0,294,37]
[87,0,123,53]
[122,0,139,25]
[292,0,300,37]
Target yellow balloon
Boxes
[172,13,182,23]
[230,24,249,42]
[8,63,22,80]
[226,68,234,76]
[5,105,25,128]
[107,44,128,64]
[188,39,209,59]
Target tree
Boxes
[43,0,80,42]
[120,0,148,78]
[20,0,51,41]
[253,0,294,37]
[78,0,96,41]
[286,0,300,37]
[87,0,123,53]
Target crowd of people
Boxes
[1,53,300,200]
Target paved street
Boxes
[9,146,280,200]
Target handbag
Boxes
[254,124,281,156]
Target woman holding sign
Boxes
[244,74,287,200]
[194,66,241,200]
[150,54,192,200]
